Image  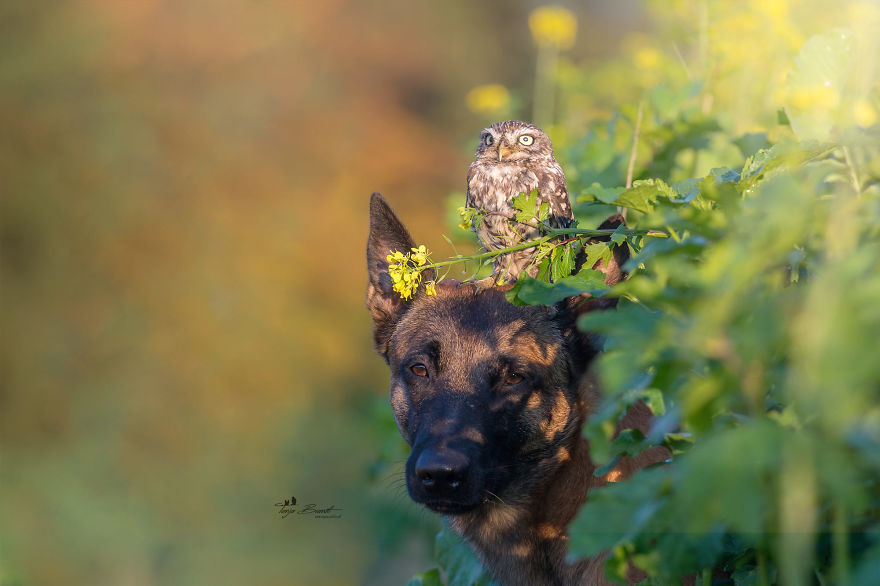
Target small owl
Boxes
[465,120,573,286]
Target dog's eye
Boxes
[504,373,524,385]
[411,364,428,377]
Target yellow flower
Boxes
[853,98,877,128]
[386,250,406,263]
[458,206,485,231]
[466,84,511,115]
[634,47,662,72]
[393,280,414,300]
[424,280,437,296]
[411,245,428,266]
[749,0,788,22]
[456,206,468,231]
[529,6,577,50]
[386,246,435,299]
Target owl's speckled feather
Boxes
[466,120,573,283]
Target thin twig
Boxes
[622,101,644,219]
[841,145,862,197]
[672,42,692,79]
[548,227,668,237]
[625,102,644,190]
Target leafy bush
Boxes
[400,3,880,584]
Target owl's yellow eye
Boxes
[518,135,534,146]
[484,134,494,146]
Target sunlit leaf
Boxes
[569,466,673,557]
[578,182,625,204]
[783,29,856,141]
[506,269,608,306]
[512,189,541,224]
[407,568,445,586]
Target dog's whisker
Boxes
[483,489,506,505]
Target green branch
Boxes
[387,226,668,299]
[421,227,667,272]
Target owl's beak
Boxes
[497,144,515,161]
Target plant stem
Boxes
[832,500,850,586]
[621,100,645,220]
[419,227,667,272]
[533,44,558,127]
[841,145,862,197]
[625,101,644,191]
[698,0,711,114]
[549,227,669,238]
[701,567,712,586]
[757,549,769,586]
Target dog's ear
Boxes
[366,193,434,359]
[556,213,632,379]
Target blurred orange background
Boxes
[0,1,644,584]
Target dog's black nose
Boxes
[414,449,470,494]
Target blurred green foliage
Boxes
[410,1,880,584]
[2,1,605,584]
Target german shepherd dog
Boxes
[366,193,667,585]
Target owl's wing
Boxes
[538,161,573,228]
[465,163,478,209]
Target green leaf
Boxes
[641,389,666,416]
[550,242,577,282]
[578,177,703,212]
[537,201,550,222]
[670,177,704,202]
[732,132,771,159]
[707,167,740,185]
[585,418,618,467]
[783,29,856,141]
[661,432,694,455]
[435,526,495,586]
[851,541,880,586]
[616,179,678,213]
[582,241,612,271]
[777,108,791,126]
[739,142,831,193]
[611,429,650,457]
[569,466,673,557]
[512,189,540,224]
[578,182,625,204]
[674,423,785,534]
[407,568,445,586]
[623,236,706,271]
[506,269,609,306]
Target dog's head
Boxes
[365,193,622,515]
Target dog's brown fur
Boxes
[366,193,667,585]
